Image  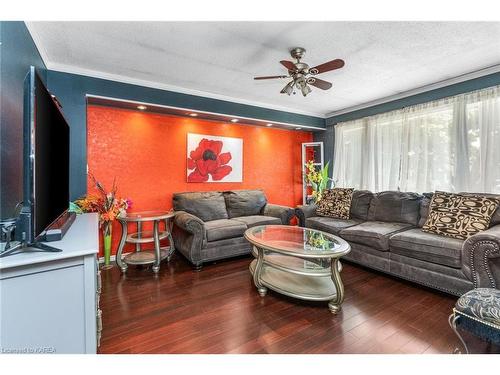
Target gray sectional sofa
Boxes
[172,189,294,270]
[296,191,500,296]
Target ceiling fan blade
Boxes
[254,75,288,80]
[309,59,345,75]
[307,77,332,90]
[280,60,296,71]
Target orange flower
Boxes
[72,174,131,228]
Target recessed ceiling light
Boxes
[266,123,273,127]
[189,113,198,117]
[295,127,302,130]
[137,105,147,110]
[230,119,239,123]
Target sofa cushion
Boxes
[418,192,434,227]
[223,190,267,218]
[422,191,500,240]
[339,221,413,251]
[232,215,281,228]
[350,190,374,220]
[367,191,422,226]
[459,192,500,227]
[316,188,354,219]
[204,219,247,242]
[419,192,500,228]
[173,191,228,221]
[389,228,464,268]
[305,216,363,235]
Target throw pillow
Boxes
[316,188,354,220]
[422,191,500,240]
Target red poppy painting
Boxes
[187,134,243,182]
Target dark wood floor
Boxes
[98,253,466,354]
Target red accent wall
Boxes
[86,105,312,257]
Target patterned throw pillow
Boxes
[422,191,500,240]
[316,188,354,220]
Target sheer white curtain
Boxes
[455,86,500,193]
[399,98,455,192]
[333,85,500,193]
[365,112,404,191]
[332,119,366,190]
[332,112,403,192]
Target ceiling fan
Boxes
[254,47,345,97]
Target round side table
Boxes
[116,210,175,274]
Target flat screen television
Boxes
[15,66,75,248]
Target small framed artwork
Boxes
[187,133,243,182]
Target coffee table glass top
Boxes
[120,210,174,222]
[244,225,350,258]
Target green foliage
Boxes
[305,160,333,203]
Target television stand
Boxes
[32,242,63,252]
[0,213,100,353]
[0,241,62,258]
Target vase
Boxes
[102,221,113,270]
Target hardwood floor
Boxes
[98,253,465,354]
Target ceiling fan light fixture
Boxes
[300,84,312,97]
[254,48,343,98]
[281,81,294,96]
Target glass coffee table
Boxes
[116,210,175,274]
[244,225,351,314]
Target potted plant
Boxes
[305,160,333,203]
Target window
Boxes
[333,85,500,193]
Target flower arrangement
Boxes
[72,174,131,268]
[305,160,333,203]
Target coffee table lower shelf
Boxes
[249,259,337,302]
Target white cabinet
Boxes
[0,213,100,354]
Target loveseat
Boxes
[172,189,294,269]
[296,191,500,296]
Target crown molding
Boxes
[326,64,500,118]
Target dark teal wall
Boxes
[314,71,500,177]
[47,70,325,200]
[0,21,47,219]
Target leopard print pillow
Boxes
[316,188,354,220]
[422,191,500,240]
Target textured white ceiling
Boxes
[28,21,500,117]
